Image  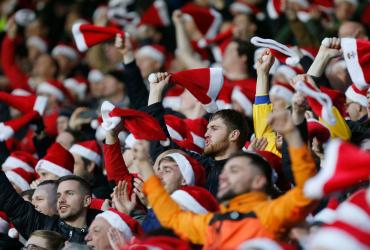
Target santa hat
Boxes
[51,44,78,61]
[26,36,48,53]
[43,112,59,137]
[136,44,166,65]
[308,221,370,250]
[0,92,48,115]
[124,236,191,249]
[229,1,265,20]
[181,3,222,39]
[36,80,71,102]
[88,69,104,84]
[11,89,32,96]
[0,111,40,142]
[253,47,280,74]
[164,115,188,142]
[184,117,208,150]
[171,186,219,214]
[251,36,300,66]
[5,168,34,191]
[269,82,295,104]
[162,85,184,110]
[197,26,233,49]
[313,198,340,224]
[345,83,368,107]
[152,68,224,113]
[275,65,300,81]
[304,139,370,199]
[231,86,253,116]
[139,0,170,27]
[124,133,138,149]
[72,23,125,52]
[70,140,102,165]
[14,9,36,27]
[295,80,336,125]
[267,0,310,19]
[0,211,10,234]
[2,151,38,173]
[96,208,142,240]
[63,76,88,101]
[166,153,205,186]
[35,142,74,177]
[90,198,106,211]
[101,101,167,141]
[341,38,370,90]
[307,118,331,143]
[216,84,233,111]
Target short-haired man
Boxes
[0,173,99,243]
[138,109,317,249]
[32,180,58,216]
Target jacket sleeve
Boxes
[1,36,31,91]
[143,175,213,244]
[258,145,317,236]
[124,61,149,110]
[319,107,351,141]
[0,170,53,239]
[253,96,282,157]
[103,141,134,184]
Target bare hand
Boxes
[68,107,93,131]
[292,92,308,114]
[256,49,275,75]
[108,227,127,250]
[132,140,151,162]
[6,18,17,39]
[268,109,296,136]
[112,181,137,215]
[291,74,319,91]
[149,72,170,93]
[319,37,342,59]
[133,177,148,207]
[115,33,132,56]
[247,137,268,152]
[172,10,183,25]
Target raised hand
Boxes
[247,137,268,152]
[133,177,148,207]
[268,110,296,136]
[108,227,127,250]
[255,49,275,75]
[112,181,136,215]
[319,37,342,59]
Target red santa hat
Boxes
[125,236,191,249]
[35,142,74,177]
[313,198,340,224]
[231,86,253,117]
[136,44,166,65]
[124,133,138,149]
[341,38,370,90]
[308,221,370,250]
[181,3,222,39]
[2,151,38,173]
[184,117,208,150]
[0,111,40,142]
[215,84,233,110]
[0,92,48,115]
[51,44,78,61]
[36,80,71,102]
[166,153,205,186]
[267,0,310,19]
[345,83,368,107]
[162,85,185,110]
[101,101,167,141]
[26,36,48,53]
[251,36,300,66]
[0,211,9,234]
[96,208,142,240]
[72,23,125,52]
[5,168,34,191]
[295,80,336,125]
[164,115,188,142]
[269,82,295,104]
[304,139,370,199]
[229,1,265,20]
[197,26,233,49]
[150,68,224,113]
[70,140,102,166]
[275,65,301,81]
[307,118,331,143]
[90,198,106,211]
[139,0,170,27]
[63,76,88,101]
[171,186,219,214]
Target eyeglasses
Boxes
[21,244,48,250]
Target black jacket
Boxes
[0,171,100,243]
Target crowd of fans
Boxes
[0,0,369,249]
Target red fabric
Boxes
[320,86,346,117]
[181,3,217,36]
[124,236,191,250]
[1,36,32,92]
[224,77,256,101]
[0,92,39,114]
[4,111,39,133]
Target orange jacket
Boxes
[143,145,317,249]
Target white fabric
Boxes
[232,87,253,116]
[35,159,72,177]
[238,238,283,250]
[0,217,9,233]
[0,123,14,142]
[171,190,208,214]
[205,68,224,113]
[136,46,164,64]
[97,211,132,239]
[101,101,122,132]
[26,36,47,52]
[336,202,370,232]
[205,9,222,39]
[191,132,205,149]
[269,85,294,104]
[52,45,78,61]
[275,65,297,80]
[33,96,48,116]
[72,22,88,52]
[64,78,87,100]
[166,125,184,141]
[267,0,279,19]
[167,153,195,185]
[2,156,34,173]
[70,144,101,165]
[37,82,64,101]
[5,170,30,191]
[313,208,337,224]
[345,86,368,107]
[154,0,170,26]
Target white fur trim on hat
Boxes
[35,159,72,177]
[267,0,279,19]
[206,9,222,39]
[72,22,88,52]
[2,156,34,173]
[97,210,133,239]
[232,87,253,116]
[313,208,337,224]
[345,86,368,107]
[70,144,101,165]
[275,65,297,80]
[238,238,283,250]
[37,82,64,101]
[308,227,368,250]
[304,139,341,198]
[0,123,14,142]
[341,38,368,90]
[163,96,181,110]
[64,78,87,100]
[11,89,31,96]
[5,171,30,191]
[33,96,48,116]
[269,85,294,104]
[166,125,184,141]
[191,132,205,149]
[154,0,170,26]
[205,67,224,113]
[136,46,164,64]
[0,217,9,233]
[171,190,208,214]
[167,153,195,185]
[27,36,47,53]
[125,133,138,149]
[336,202,370,232]
[88,69,104,84]
[52,45,78,61]
[101,101,122,132]
[8,228,18,238]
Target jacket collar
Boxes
[220,192,269,212]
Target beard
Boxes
[203,138,229,157]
